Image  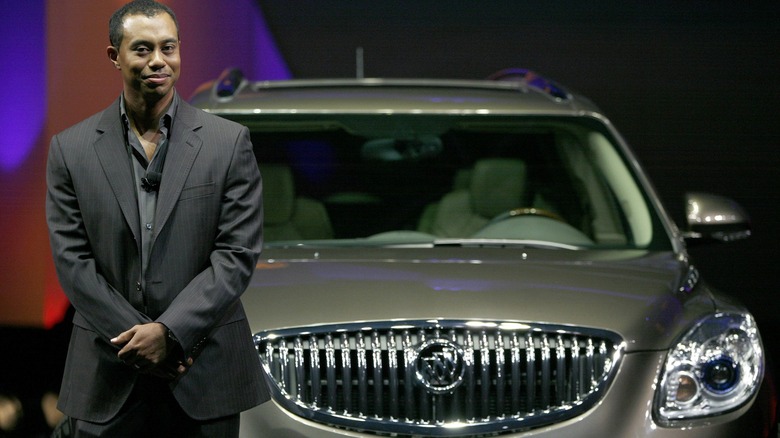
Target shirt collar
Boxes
[120,91,179,136]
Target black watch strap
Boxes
[165,326,183,354]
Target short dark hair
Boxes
[108,0,179,48]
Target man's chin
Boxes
[125,81,176,106]
[141,85,175,100]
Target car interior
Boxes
[246,116,657,248]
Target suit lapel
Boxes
[93,100,141,248]
[154,101,203,237]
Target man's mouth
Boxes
[144,74,170,85]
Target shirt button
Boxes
[136,282,142,291]
[145,223,152,230]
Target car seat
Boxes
[259,164,334,242]
[419,158,529,237]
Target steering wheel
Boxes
[475,206,593,245]
[489,207,567,225]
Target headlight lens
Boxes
[655,312,763,422]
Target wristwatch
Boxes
[165,327,179,344]
[165,327,184,354]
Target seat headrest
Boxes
[470,158,528,218]
[259,165,295,225]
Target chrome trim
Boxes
[340,333,352,414]
[255,320,624,436]
[541,335,551,407]
[413,338,465,394]
[325,334,336,408]
[356,332,368,415]
[525,333,535,410]
[387,331,399,419]
[479,330,490,419]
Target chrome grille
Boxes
[255,320,623,436]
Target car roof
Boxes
[189,68,603,116]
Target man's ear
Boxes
[107,46,120,70]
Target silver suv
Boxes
[191,68,774,437]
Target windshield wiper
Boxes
[265,238,585,250]
[432,238,582,250]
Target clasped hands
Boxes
[111,322,194,380]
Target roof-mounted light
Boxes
[212,68,247,99]
[488,68,571,101]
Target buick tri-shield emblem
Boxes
[414,338,465,394]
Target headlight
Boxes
[655,312,764,423]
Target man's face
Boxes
[108,12,180,103]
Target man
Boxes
[45,1,268,435]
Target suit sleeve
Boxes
[157,125,263,353]
[46,134,150,340]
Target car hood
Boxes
[241,247,714,352]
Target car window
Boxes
[234,114,669,250]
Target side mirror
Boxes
[683,192,751,245]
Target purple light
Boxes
[0,0,46,172]
[249,0,291,80]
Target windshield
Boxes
[232,114,670,250]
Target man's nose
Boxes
[149,49,166,68]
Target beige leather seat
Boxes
[419,158,529,237]
[260,164,334,241]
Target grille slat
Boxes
[571,336,581,399]
[463,330,475,421]
[479,331,490,419]
[371,332,383,418]
[257,320,621,436]
[586,338,595,394]
[356,332,369,415]
[387,331,399,419]
[294,338,305,401]
[541,334,551,408]
[556,335,566,403]
[510,332,521,414]
[402,330,415,421]
[340,333,352,413]
[418,329,431,421]
[525,333,535,411]
[495,330,506,416]
[310,334,321,406]
[325,334,337,408]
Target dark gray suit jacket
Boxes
[46,95,269,422]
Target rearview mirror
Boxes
[683,192,751,245]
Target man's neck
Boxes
[124,90,174,134]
